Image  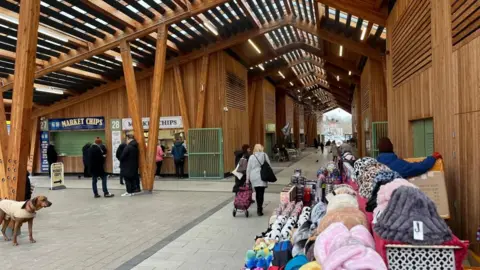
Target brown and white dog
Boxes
[0,196,52,246]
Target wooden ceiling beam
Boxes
[237,0,263,28]
[0,0,230,93]
[315,0,387,26]
[172,0,189,11]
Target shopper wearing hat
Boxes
[88,137,114,198]
[376,137,441,178]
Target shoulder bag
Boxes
[254,153,277,183]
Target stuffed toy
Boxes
[281,217,296,241]
[245,250,256,268]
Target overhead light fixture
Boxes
[348,71,352,76]
[259,64,265,71]
[290,82,294,86]
[278,71,285,79]
[204,22,218,36]
[339,45,343,57]
[337,75,340,81]
[36,87,64,95]
[248,39,261,54]
[360,27,367,41]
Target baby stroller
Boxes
[233,182,253,218]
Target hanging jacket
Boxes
[120,140,139,178]
[377,153,436,178]
[171,142,187,161]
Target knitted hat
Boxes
[95,137,102,144]
[310,202,327,228]
[378,137,394,153]
[366,171,404,212]
[317,207,368,233]
[305,239,316,261]
[292,220,313,257]
[374,186,452,245]
[353,157,377,178]
[285,255,308,270]
[315,223,386,270]
[376,179,418,209]
[358,164,391,198]
[326,193,358,212]
[373,170,402,184]
[299,261,322,270]
[333,184,357,196]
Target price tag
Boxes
[413,221,424,240]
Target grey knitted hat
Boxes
[292,220,313,257]
[374,186,452,245]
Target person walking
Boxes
[232,144,251,194]
[155,140,164,178]
[119,134,140,196]
[82,143,92,178]
[88,137,114,198]
[331,140,339,162]
[116,140,127,185]
[246,144,270,216]
[171,138,187,178]
[313,138,319,150]
[46,142,58,178]
[320,141,325,154]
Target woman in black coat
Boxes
[232,144,251,194]
[82,143,92,178]
[119,136,140,194]
[88,138,113,198]
[115,142,127,185]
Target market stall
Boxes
[240,155,468,270]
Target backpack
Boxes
[272,241,293,267]
[254,153,277,183]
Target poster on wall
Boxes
[49,117,105,131]
[40,131,50,173]
[121,116,183,130]
[110,119,122,174]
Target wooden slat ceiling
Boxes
[0,0,391,113]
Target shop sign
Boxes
[122,116,183,130]
[265,124,276,133]
[40,131,49,173]
[40,118,49,131]
[50,162,66,190]
[110,119,122,174]
[49,117,105,131]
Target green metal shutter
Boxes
[424,118,434,155]
[412,120,426,157]
[188,128,224,179]
[372,121,388,158]
[52,131,105,156]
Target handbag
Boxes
[237,157,248,173]
[254,153,277,183]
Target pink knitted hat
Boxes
[315,223,386,270]
[376,178,418,209]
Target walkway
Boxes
[0,148,331,270]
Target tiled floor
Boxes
[0,148,331,270]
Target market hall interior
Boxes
[0,0,479,269]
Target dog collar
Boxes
[26,200,36,214]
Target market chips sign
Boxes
[49,117,105,131]
[122,116,183,130]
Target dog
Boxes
[0,196,52,246]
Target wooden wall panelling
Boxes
[276,90,287,144]
[4,0,41,200]
[286,96,294,131]
[27,118,39,173]
[304,112,318,146]
[248,79,265,146]
[451,0,480,50]
[196,55,210,128]
[0,98,8,160]
[264,81,276,125]
[222,53,249,173]
[145,25,167,191]
[120,40,148,190]
[174,66,191,136]
[293,105,300,146]
[453,34,480,251]
[391,0,432,87]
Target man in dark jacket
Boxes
[171,139,187,178]
[46,143,58,178]
[115,142,127,185]
[82,143,92,178]
[119,135,140,196]
[88,137,114,198]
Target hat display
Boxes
[358,164,391,199]
[326,193,358,212]
[333,184,357,196]
[317,207,368,233]
[374,186,452,245]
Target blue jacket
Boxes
[377,153,436,178]
[171,142,187,161]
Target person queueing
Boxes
[46,142,58,178]
[120,134,140,196]
[88,137,114,198]
[82,143,92,178]
[246,144,270,216]
[171,138,187,178]
[155,140,164,178]
[232,144,251,195]
[116,140,127,185]
[376,137,442,178]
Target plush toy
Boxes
[245,250,256,268]
[280,217,296,241]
